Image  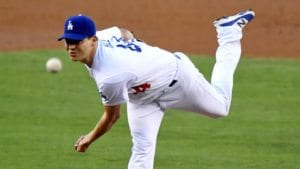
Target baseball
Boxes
[46,57,63,73]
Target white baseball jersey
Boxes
[86,27,178,105]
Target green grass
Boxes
[0,50,299,169]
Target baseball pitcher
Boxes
[58,9,255,169]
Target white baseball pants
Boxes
[127,27,243,169]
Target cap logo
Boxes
[67,21,73,31]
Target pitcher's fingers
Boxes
[76,136,85,144]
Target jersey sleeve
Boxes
[98,73,137,106]
[96,27,122,41]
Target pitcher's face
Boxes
[65,36,97,64]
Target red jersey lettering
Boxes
[132,83,151,94]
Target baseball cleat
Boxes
[213,9,255,29]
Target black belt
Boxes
[168,54,180,87]
[169,80,178,87]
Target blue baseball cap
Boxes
[58,15,96,41]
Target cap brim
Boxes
[57,33,87,41]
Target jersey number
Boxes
[116,43,142,52]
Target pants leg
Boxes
[211,26,243,112]
[127,102,164,169]
[158,27,243,118]
[211,41,241,109]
